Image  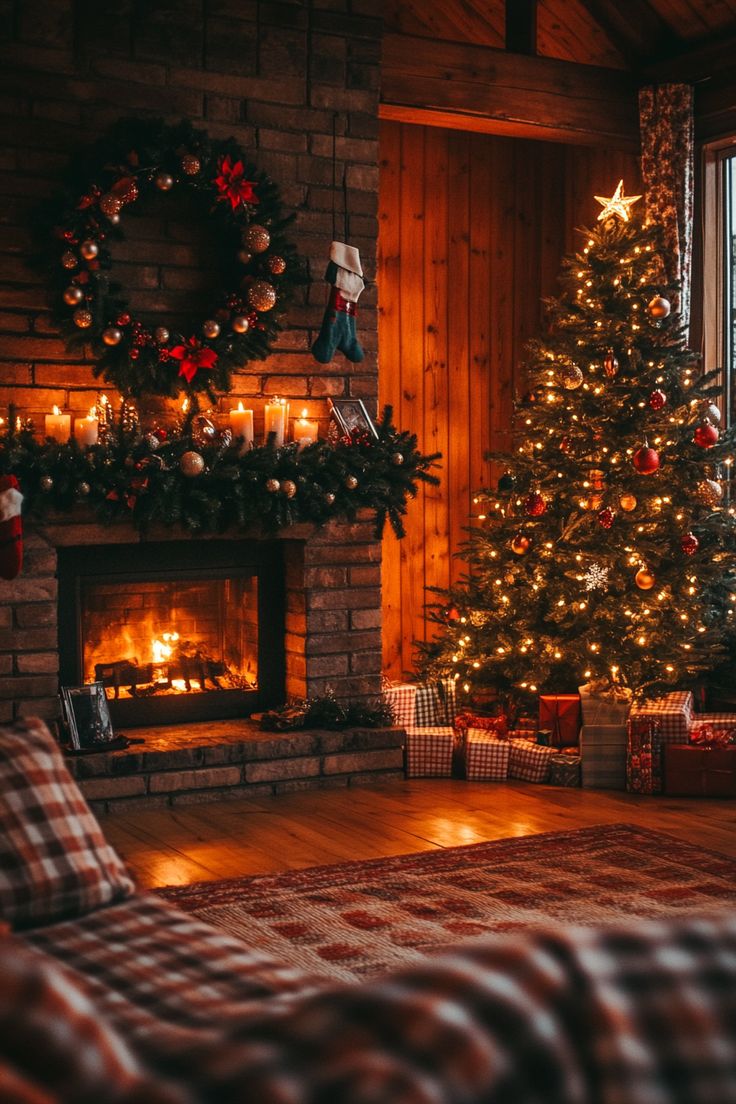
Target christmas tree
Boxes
[419,182,736,703]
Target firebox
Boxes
[57,541,285,727]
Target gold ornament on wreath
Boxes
[46,116,303,402]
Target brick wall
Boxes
[0,0,384,722]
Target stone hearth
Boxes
[66,721,405,815]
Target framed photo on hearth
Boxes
[61,682,115,751]
[328,398,378,439]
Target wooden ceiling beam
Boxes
[643,31,736,84]
[505,0,537,55]
[577,0,681,68]
[380,33,640,151]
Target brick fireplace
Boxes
[0,2,403,806]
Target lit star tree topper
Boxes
[594,179,642,223]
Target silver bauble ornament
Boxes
[61,250,77,269]
[145,433,161,450]
[77,481,90,497]
[40,475,53,492]
[231,314,250,334]
[265,478,281,493]
[155,172,174,191]
[218,428,233,450]
[391,452,404,466]
[281,479,297,498]
[73,308,93,328]
[80,239,99,260]
[243,224,270,253]
[202,319,220,339]
[705,403,722,425]
[247,279,277,312]
[324,491,335,506]
[696,479,723,507]
[560,363,584,390]
[191,414,217,447]
[108,213,121,226]
[345,474,358,490]
[154,327,170,345]
[63,285,84,306]
[102,326,122,346]
[180,450,205,477]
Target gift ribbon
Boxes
[690,724,735,748]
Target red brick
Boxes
[350,607,382,630]
[0,628,57,651]
[79,776,146,800]
[349,650,382,674]
[15,652,59,674]
[308,587,381,611]
[304,566,348,588]
[306,653,348,678]
[149,766,243,793]
[349,565,381,586]
[322,748,404,774]
[14,697,60,720]
[307,629,380,655]
[245,756,320,783]
[0,675,58,699]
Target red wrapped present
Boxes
[454,711,508,739]
[508,738,557,783]
[538,695,580,748]
[628,691,695,747]
[626,717,664,795]
[464,730,511,781]
[690,720,736,746]
[405,726,454,778]
[664,743,736,797]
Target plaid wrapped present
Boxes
[382,682,417,729]
[578,684,631,726]
[626,717,664,795]
[548,754,581,787]
[405,727,454,778]
[539,694,581,747]
[464,730,511,781]
[414,679,457,727]
[508,738,556,783]
[581,725,627,790]
[628,691,694,746]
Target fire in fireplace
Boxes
[58,541,285,726]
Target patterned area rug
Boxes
[158,823,736,983]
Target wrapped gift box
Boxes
[664,743,736,797]
[580,725,627,790]
[454,711,508,738]
[578,684,631,726]
[464,730,511,781]
[415,679,457,727]
[538,694,580,747]
[383,682,418,729]
[626,717,664,795]
[405,726,454,778]
[548,754,581,787]
[628,691,694,746]
[508,738,557,783]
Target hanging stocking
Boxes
[0,475,23,580]
[312,241,365,364]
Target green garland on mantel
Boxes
[0,407,440,539]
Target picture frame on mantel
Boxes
[328,398,379,439]
[61,682,116,751]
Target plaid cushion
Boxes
[508,737,556,782]
[465,731,510,781]
[382,683,417,728]
[414,679,456,727]
[0,718,134,928]
[629,690,694,746]
[405,727,454,778]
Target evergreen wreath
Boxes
[44,117,304,401]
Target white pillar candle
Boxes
[45,405,71,443]
[74,407,99,447]
[229,401,254,455]
[293,408,319,449]
[264,397,289,446]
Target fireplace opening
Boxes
[58,541,285,727]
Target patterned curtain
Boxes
[639,84,694,341]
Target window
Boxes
[701,141,736,427]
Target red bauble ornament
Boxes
[446,607,460,621]
[633,446,660,475]
[117,313,131,326]
[648,389,667,410]
[559,435,570,453]
[597,507,615,529]
[603,351,619,378]
[524,492,547,517]
[693,422,719,449]
[681,532,699,556]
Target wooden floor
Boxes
[103,779,736,889]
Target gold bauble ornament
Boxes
[191,414,217,448]
[243,224,271,253]
[99,193,122,218]
[181,153,201,175]
[345,474,358,490]
[619,493,637,512]
[80,239,99,260]
[231,314,250,334]
[202,319,221,339]
[265,478,281,493]
[154,327,170,344]
[61,251,77,269]
[648,295,671,319]
[155,171,174,191]
[391,452,404,466]
[324,492,335,506]
[102,326,122,346]
[587,493,603,512]
[77,481,90,497]
[73,308,93,328]
[180,450,205,477]
[696,479,723,507]
[247,279,277,312]
[635,567,655,590]
[281,479,297,499]
[237,250,253,266]
[559,363,584,390]
[267,254,287,275]
[40,475,54,492]
[63,285,84,306]
[511,533,531,555]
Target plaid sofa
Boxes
[3,719,736,1103]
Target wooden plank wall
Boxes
[379,120,640,677]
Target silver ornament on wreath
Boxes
[102,326,122,346]
[145,433,161,451]
[266,478,281,493]
[345,474,358,490]
[73,308,93,328]
[243,224,270,254]
[281,479,297,499]
[247,279,277,312]
[40,475,54,492]
[154,326,170,345]
[63,286,84,306]
[391,452,404,466]
[231,314,250,334]
[191,414,217,448]
[80,240,99,260]
[77,481,91,497]
[324,491,335,506]
[180,450,205,477]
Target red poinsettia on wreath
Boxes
[170,337,218,383]
[214,155,259,210]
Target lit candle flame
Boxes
[53,405,60,416]
[237,401,245,412]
